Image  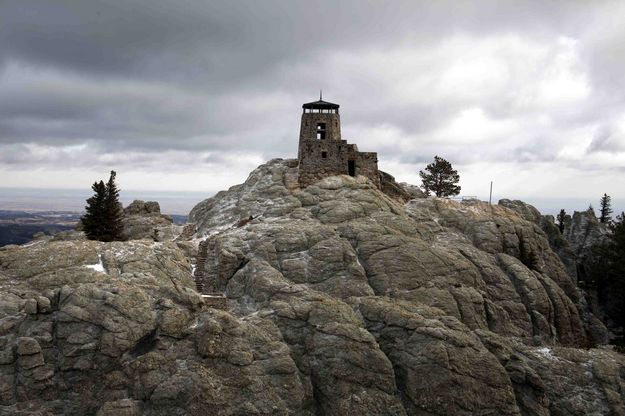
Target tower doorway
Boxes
[348,160,356,176]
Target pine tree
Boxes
[556,208,567,234]
[599,193,613,224]
[81,171,125,242]
[419,155,461,197]
[81,180,108,241]
[102,171,125,242]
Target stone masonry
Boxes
[297,97,380,188]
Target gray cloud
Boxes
[589,124,625,153]
[1,0,624,202]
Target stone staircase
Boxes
[193,238,229,310]
[194,239,208,292]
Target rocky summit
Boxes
[0,159,624,415]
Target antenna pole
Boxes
[489,181,493,205]
[320,89,322,100]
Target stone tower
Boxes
[297,95,380,188]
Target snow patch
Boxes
[535,347,555,359]
[84,254,105,273]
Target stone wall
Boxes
[298,138,379,188]
[299,138,348,186]
[354,151,380,188]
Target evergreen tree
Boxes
[102,171,125,242]
[81,171,125,242]
[599,193,613,224]
[419,156,461,197]
[81,180,108,240]
[556,209,567,234]
[588,212,625,329]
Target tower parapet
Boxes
[297,96,380,188]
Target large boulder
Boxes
[122,200,182,241]
[123,200,162,216]
[499,199,542,225]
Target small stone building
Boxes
[298,96,380,188]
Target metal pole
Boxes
[489,181,493,205]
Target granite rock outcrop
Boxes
[188,159,624,415]
[1,159,623,415]
[123,200,183,241]
[0,239,306,415]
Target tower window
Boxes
[322,151,328,158]
[316,122,326,140]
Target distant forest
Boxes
[0,210,188,246]
[0,224,76,246]
[0,210,81,246]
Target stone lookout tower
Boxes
[297,94,380,188]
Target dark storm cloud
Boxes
[0,1,262,83]
[0,75,206,146]
[2,0,598,93]
[0,1,579,79]
[1,0,624,198]
[1,1,435,86]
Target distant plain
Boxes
[0,188,208,215]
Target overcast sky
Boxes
[1,0,624,214]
